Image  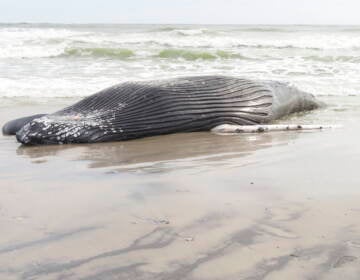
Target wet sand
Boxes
[1,97,360,279]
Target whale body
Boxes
[4,76,321,145]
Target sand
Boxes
[1,97,360,280]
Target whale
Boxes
[2,114,47,136]
[4,76,322,145]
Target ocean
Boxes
[2,23,360,100]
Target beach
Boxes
[1,24,360,279]
[1,96,360,279]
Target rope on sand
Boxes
[211,124,342,134]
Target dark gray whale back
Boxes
[15,76,321,145]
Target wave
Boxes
[338,27,360,32]
[234,27,297,33]
[157,49,247,60]
[63,47,135,59]
[151,26,177,32]
[151,26,296,34]
[149,26,217,36]
[303,55,360,63]
[63,47,242,61]
[173,28,217,36]
[235,43,322,50]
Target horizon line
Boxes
[2,22,360,26]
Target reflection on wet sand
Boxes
[16,131,300,172]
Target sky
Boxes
[0,0,359,25]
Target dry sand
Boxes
[1,97,360,280]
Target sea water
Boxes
[1,23,360,100]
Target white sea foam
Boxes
[1,24,360,98]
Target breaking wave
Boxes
[150,27,217,36]
[63,47,135,59]
[2,23,360,98]
[303,55,360,63]
[234,43,322,51]
[173,28,217,36]
[157,49,246,60]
